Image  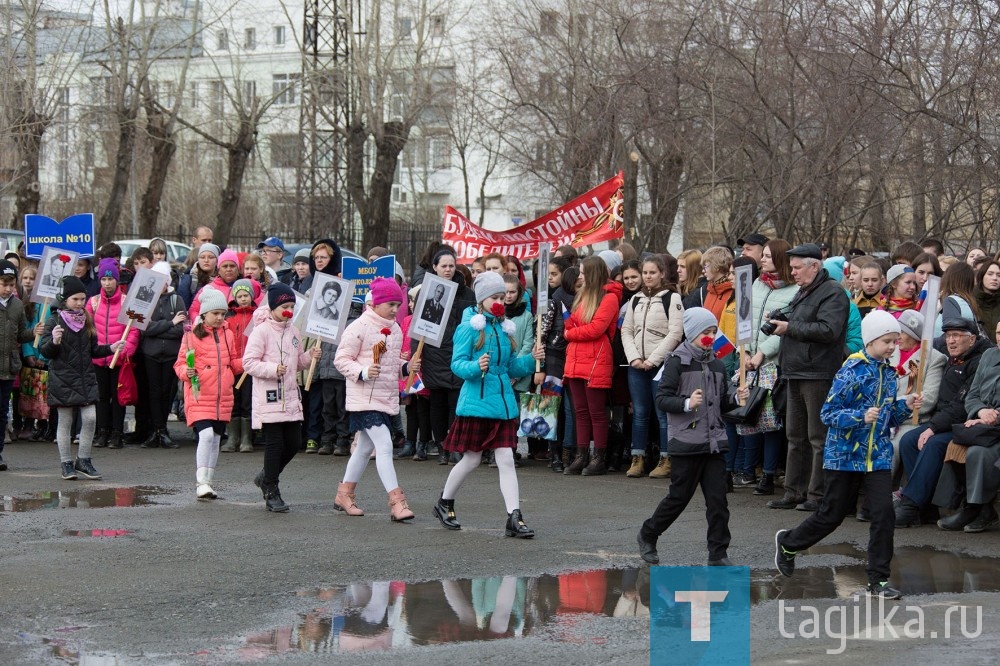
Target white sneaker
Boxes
[196,467,218,500]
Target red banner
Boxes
[442,172,625,262]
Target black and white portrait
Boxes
[303,273,352,344]
[420,284,446,326]
[410,274,458,347]
[117,267,170,331]
[31,246,80,304]
[135,277,158,304]
[734,263,754,344]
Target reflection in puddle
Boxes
[0,487,173,512]
[236,546,1000,656]
[62,529,132,538]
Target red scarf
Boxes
[759,272,786,290]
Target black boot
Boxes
[264,482,289,513]
[437,445,449,465]
[581,448,607,476]
[93,428,110,448]
[963,503,998,533]
[937,504,980,531]
[433,495,461,530]
[108,430,123,449]
[505,509,534,538]
[550,446,564,473]
[139,429,160,448]
[894,496,922,528]
[159,429,179,449]
[565,448,589,475]
[753,474,775,496]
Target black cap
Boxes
[786,243,823,260]
[941,317,978,335]
[0,260,16,278]
[60,276,87,301]
[848,247,866,257]
[818,242,830,250]
[737,233,769,247]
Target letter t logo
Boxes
[675,591,729,641]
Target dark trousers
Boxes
[428,388,460,444]
[131,350,151,437]
[784,379,832,501]
[320,378,350,446]
[567,378,609,450]
[303,384,322,441]
[232,377,253,418]
[782,469,894,582]
[94,366,125,433]
[899,424,952,506]
[263,421,301,483]
[0,377,13,452]
[145,357,178,432]
[406,394,431,443]
[640,453,731,560]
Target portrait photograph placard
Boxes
[734,263,754,345]
[31,246,80,304]
[410,274,458,347]
[303,273,352,344]
[117,267,170,331]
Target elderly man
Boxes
[895,317,991,527]
[737,233,768,268]
[766,243,850,512]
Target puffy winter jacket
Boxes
[622,289,683,368]
[174,326,243,425]
[40,311,114,407]
[925,337,991,434]
[745,279,798,364]
[86,290,140,367]
[539,287,575,378]
[188,276,239,321]
[334,308,405,415]
[776,269,851,380]
[319,301,364,381]
[413,275,476,390]
[820,350,912,472]
[452,308,536,420]
[243,317,312,429]
[225,305,256,360]
[140,290,185,362]
[563,281,622,389]
[505,301,536,392]
[0,296,34,379]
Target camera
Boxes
[760,308,789,336]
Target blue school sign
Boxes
[24,213,96,259]
[341,254,396,302]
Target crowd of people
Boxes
[2,228,1000,592]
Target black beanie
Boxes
[267,282,296,310]
[61,276,87,301]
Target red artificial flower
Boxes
[59,254,71,262]
[281,310,293,318]
[380,327,391,336]
[490,302,505,317]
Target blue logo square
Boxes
[650,566,750,665]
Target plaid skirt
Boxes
[442,416,518,453]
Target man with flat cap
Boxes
[764,243,850,512]
[737,233,769,268]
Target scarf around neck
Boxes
[60,309,87,332]
[759,272,787,290]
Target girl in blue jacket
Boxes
[433,271,544,537]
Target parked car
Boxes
[114,238,192,265]
[0,228,24,255]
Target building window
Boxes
[274,25,286,46]
[272,73,300,105]
[188,81,198,109]
[270,134,301,168]
[216,29,228,50]
[429,136,451,169]
[243,80,256,107]
[208,80,225,116]
[429,14,445,38]
[244,27,256,49]
[397,17,412,39]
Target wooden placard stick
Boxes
[305,340,321,391]
[911,339,929,425]
[109,314,141,369]
[33,298,49,347]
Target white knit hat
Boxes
[862,310,901,346]
[474,271,506,303]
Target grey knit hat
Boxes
[683,307,718,341]
[896,309,923,341]
[598,249,622,272]
[197,287,228,313]
[198,243,221,259]
[474,271,506,304]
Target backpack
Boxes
[631,291,677,315]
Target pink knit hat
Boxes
[370,277,403,305]
[217,249,240,267]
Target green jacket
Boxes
[0,297,35,379]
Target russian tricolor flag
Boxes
[713,332,736,359]
[405,373,425,395]
[562,302,570,320]
[916,286,927,313]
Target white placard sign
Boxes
[303,273,353,344]
[735,263,754,344]
[410,274,458,348]
[920,275,941,341]
[536,246,550,316]
[117,267,170,331]
[31,246,80,304]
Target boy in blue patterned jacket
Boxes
[775,310,922,599]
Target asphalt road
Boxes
[2,428,1000,665]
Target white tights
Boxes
[195,427,221,469]
[342,425,398,491]
[442,447,520,513]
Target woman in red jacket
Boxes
[563,256,622,476]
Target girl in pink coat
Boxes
[174,288,243,500]
[242,283,321,512]
[333,277,420,522]
[86,258,140,449]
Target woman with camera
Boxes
[742,239,799,496]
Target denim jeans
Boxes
[627,367,669,456]
[742,430,784,474]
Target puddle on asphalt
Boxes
[233,545,1000,655]
[62,529,132,538]
[0,486,174,512]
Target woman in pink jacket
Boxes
[333,278,420,522]
[174,288,243,500]
[242,283,321,512]
[86,258,140,450]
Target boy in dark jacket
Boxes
[637,307,747,566]
[775,311,922,599]
[0,259,43,470]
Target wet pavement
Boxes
[2,435,1000,664]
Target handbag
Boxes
[18,366,49,420]
[771,368,788,416]
[950,422,1000,449]
[117,358,139,407]
[517,379,562,441]
[736,364,782,435]
[722,371,768,425]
